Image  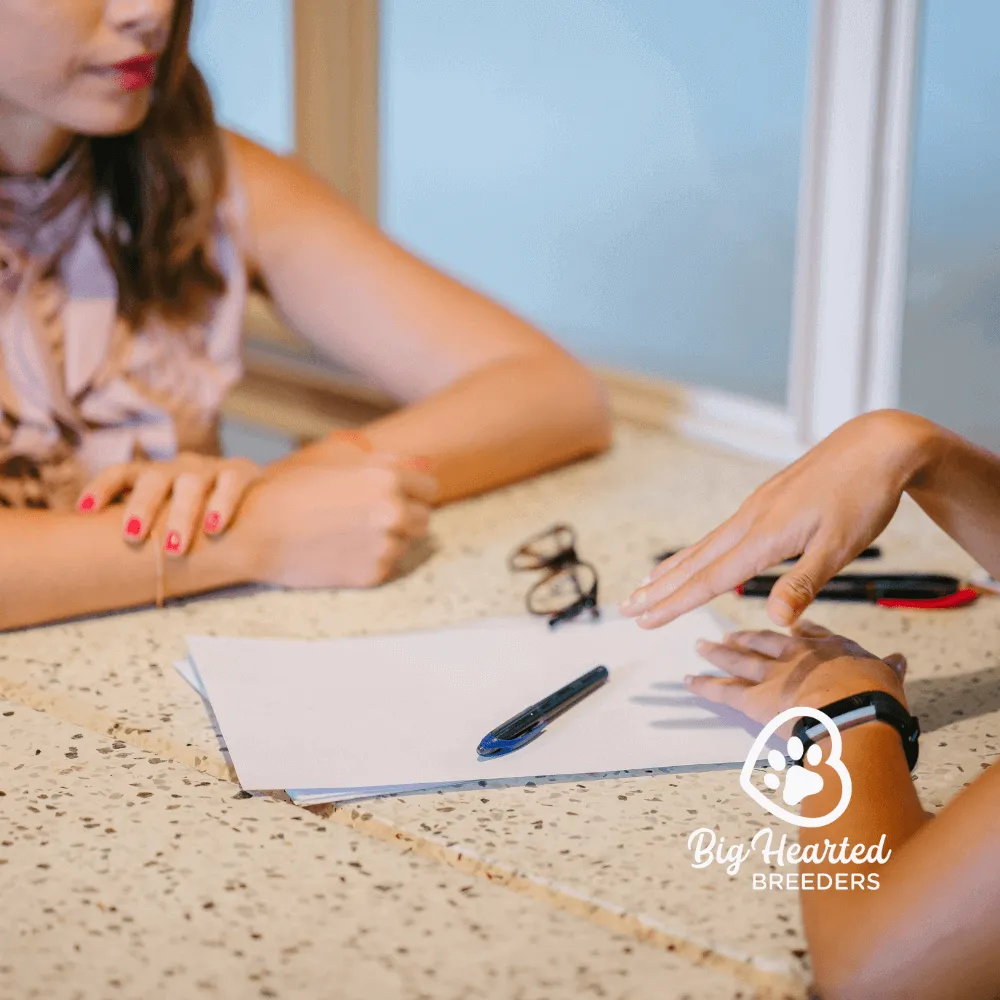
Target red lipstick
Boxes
[112,54,158,92]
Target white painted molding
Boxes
[789,0,922,445]
[596,368,804,465]
[864,0,922,410]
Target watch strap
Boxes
[791,691,920,771]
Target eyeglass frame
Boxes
[507,523,600,628]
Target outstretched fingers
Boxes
[626,521,747,615]
[629,531,782,630]
[683,674,754,712]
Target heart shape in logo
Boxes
[740,706,852,828]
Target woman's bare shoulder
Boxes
[221,129,278,175]
[220,130,340,209]
[218,129,359,272]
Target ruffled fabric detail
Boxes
[0,142,246,509]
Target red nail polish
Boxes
[78,494,95,512]
[125,516,142,537]
[204,510,221,534]
[164,531,181,553]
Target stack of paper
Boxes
[176,608,766,804]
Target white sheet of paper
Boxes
[175,617,554,801]
[174,655,460,802]
[175,656,206,695]
[185,609,764,793]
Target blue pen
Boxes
[476,665,609,758]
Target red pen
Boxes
[735,573,979,609]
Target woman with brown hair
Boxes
[0,0,611,630]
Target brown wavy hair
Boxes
[89,0,227,326]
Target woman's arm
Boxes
[798,727,1000,1000]
[906,419,1000,578]
[0,506,252,630]
[622,409,1000,629]
[0,460,435,631]
[691,623,1000,1000]
[226,132,612,503]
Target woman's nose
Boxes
[107,0,174,48]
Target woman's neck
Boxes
[0,97,76,177]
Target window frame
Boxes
[245,0,923,461]
[242,0,381,378]
[789,0,922,452]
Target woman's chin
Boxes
[66,94,153,137]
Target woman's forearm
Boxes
[798,724,929,995]
[0,507,254,630]
[801,724,1000,1000]
[362,351,612,503]
[904,414,1000,576]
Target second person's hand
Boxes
[620,410,939,629]
[688,620,908,734]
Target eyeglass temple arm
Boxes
[547,600,600,628]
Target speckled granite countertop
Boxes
[2,423,997,1000]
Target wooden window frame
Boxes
[239,0,924,461]
[238,0,388,435]
[292,0,380,222]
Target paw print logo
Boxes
[763,737,824,804]
[740,707,852,828]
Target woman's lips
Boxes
[110,54,158,92]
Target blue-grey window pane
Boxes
[900,1,1000,451]
[381,0,810,403]
[189,0,294,154]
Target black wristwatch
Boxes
[791,691,920,772]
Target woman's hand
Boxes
[77,453,261,555]
[236,457,438,588]
[621,410,940,629]
[689,620,907,731]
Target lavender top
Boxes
[0,143,247,509]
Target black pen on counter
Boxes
[477,665,609,758]
[653,545,882,565]
[735,573,979,609]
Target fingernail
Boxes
[204,510,221,534]
[125,516,142,537]
[771,598,795,624]
[683,675,693,686]
[620,591,646,614]
[78,494,95,512]
[640,574,653,587]
[164,531,181,554]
